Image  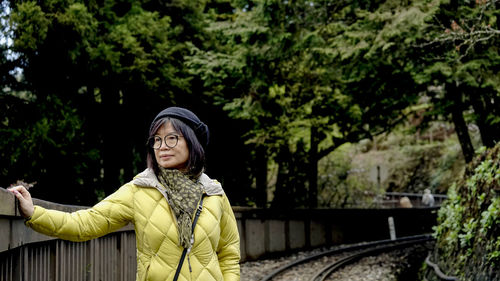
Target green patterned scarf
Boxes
[157,168,204,249]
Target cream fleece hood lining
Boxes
[131,168,224,196]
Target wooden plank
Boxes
[0,188,16,217]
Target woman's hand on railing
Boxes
[8,185,34,219]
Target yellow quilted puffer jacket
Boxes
[25,169,240,281]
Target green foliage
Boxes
[0,0,214,203]
[0,92,99,203]
[1,0,499,209]
[429,143,500,280]
[480,196,500,235]
[316,121,467,208]
[414,0,500,150]
[318,143,381,208]
[187,0,455,207]
[9,2,50,52]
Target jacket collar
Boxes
[131,168,224,196]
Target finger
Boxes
[10,189,31,207]
[7,187,20,195]
[8,185,31,200]
[12,190,29,203]
[17,186,32,200]
[11,190,34,218]
[8,185,26,193]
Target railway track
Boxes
[259,234,433,281]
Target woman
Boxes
[8,107,241,281]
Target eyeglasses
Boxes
[149,134,182,149]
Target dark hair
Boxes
[146,117,206,178]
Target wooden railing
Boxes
[1,187,441,280]
[0,233,136,281]
[0,188,136,281]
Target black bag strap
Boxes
[173,195,205,281]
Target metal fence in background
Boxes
[382,191,447,208]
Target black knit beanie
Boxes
[150,107,209,148]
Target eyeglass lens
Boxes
[151,135,179,149]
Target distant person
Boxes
[9,106,241,281]
[422,188,435,207]
[399,196,413,208]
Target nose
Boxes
[159,142,171,150]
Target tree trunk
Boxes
[497,1,500,29]
[102,86,122,195]
[482,91,500,145]
[469,90,495,148]
[448,84,474,163]
[255,145,268,208]
[271,147,292,209]
[78,84,101,204]
[308,126,319,208]
[122,86,143,182]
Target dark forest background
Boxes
[1,0,499,208]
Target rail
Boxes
[309,235,432,281]
[259,234,433,281]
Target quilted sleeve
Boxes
[25,183,135,242]
[216,194,241,281]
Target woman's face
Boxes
[154,122,189,170]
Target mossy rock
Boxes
[421,143,500,281]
